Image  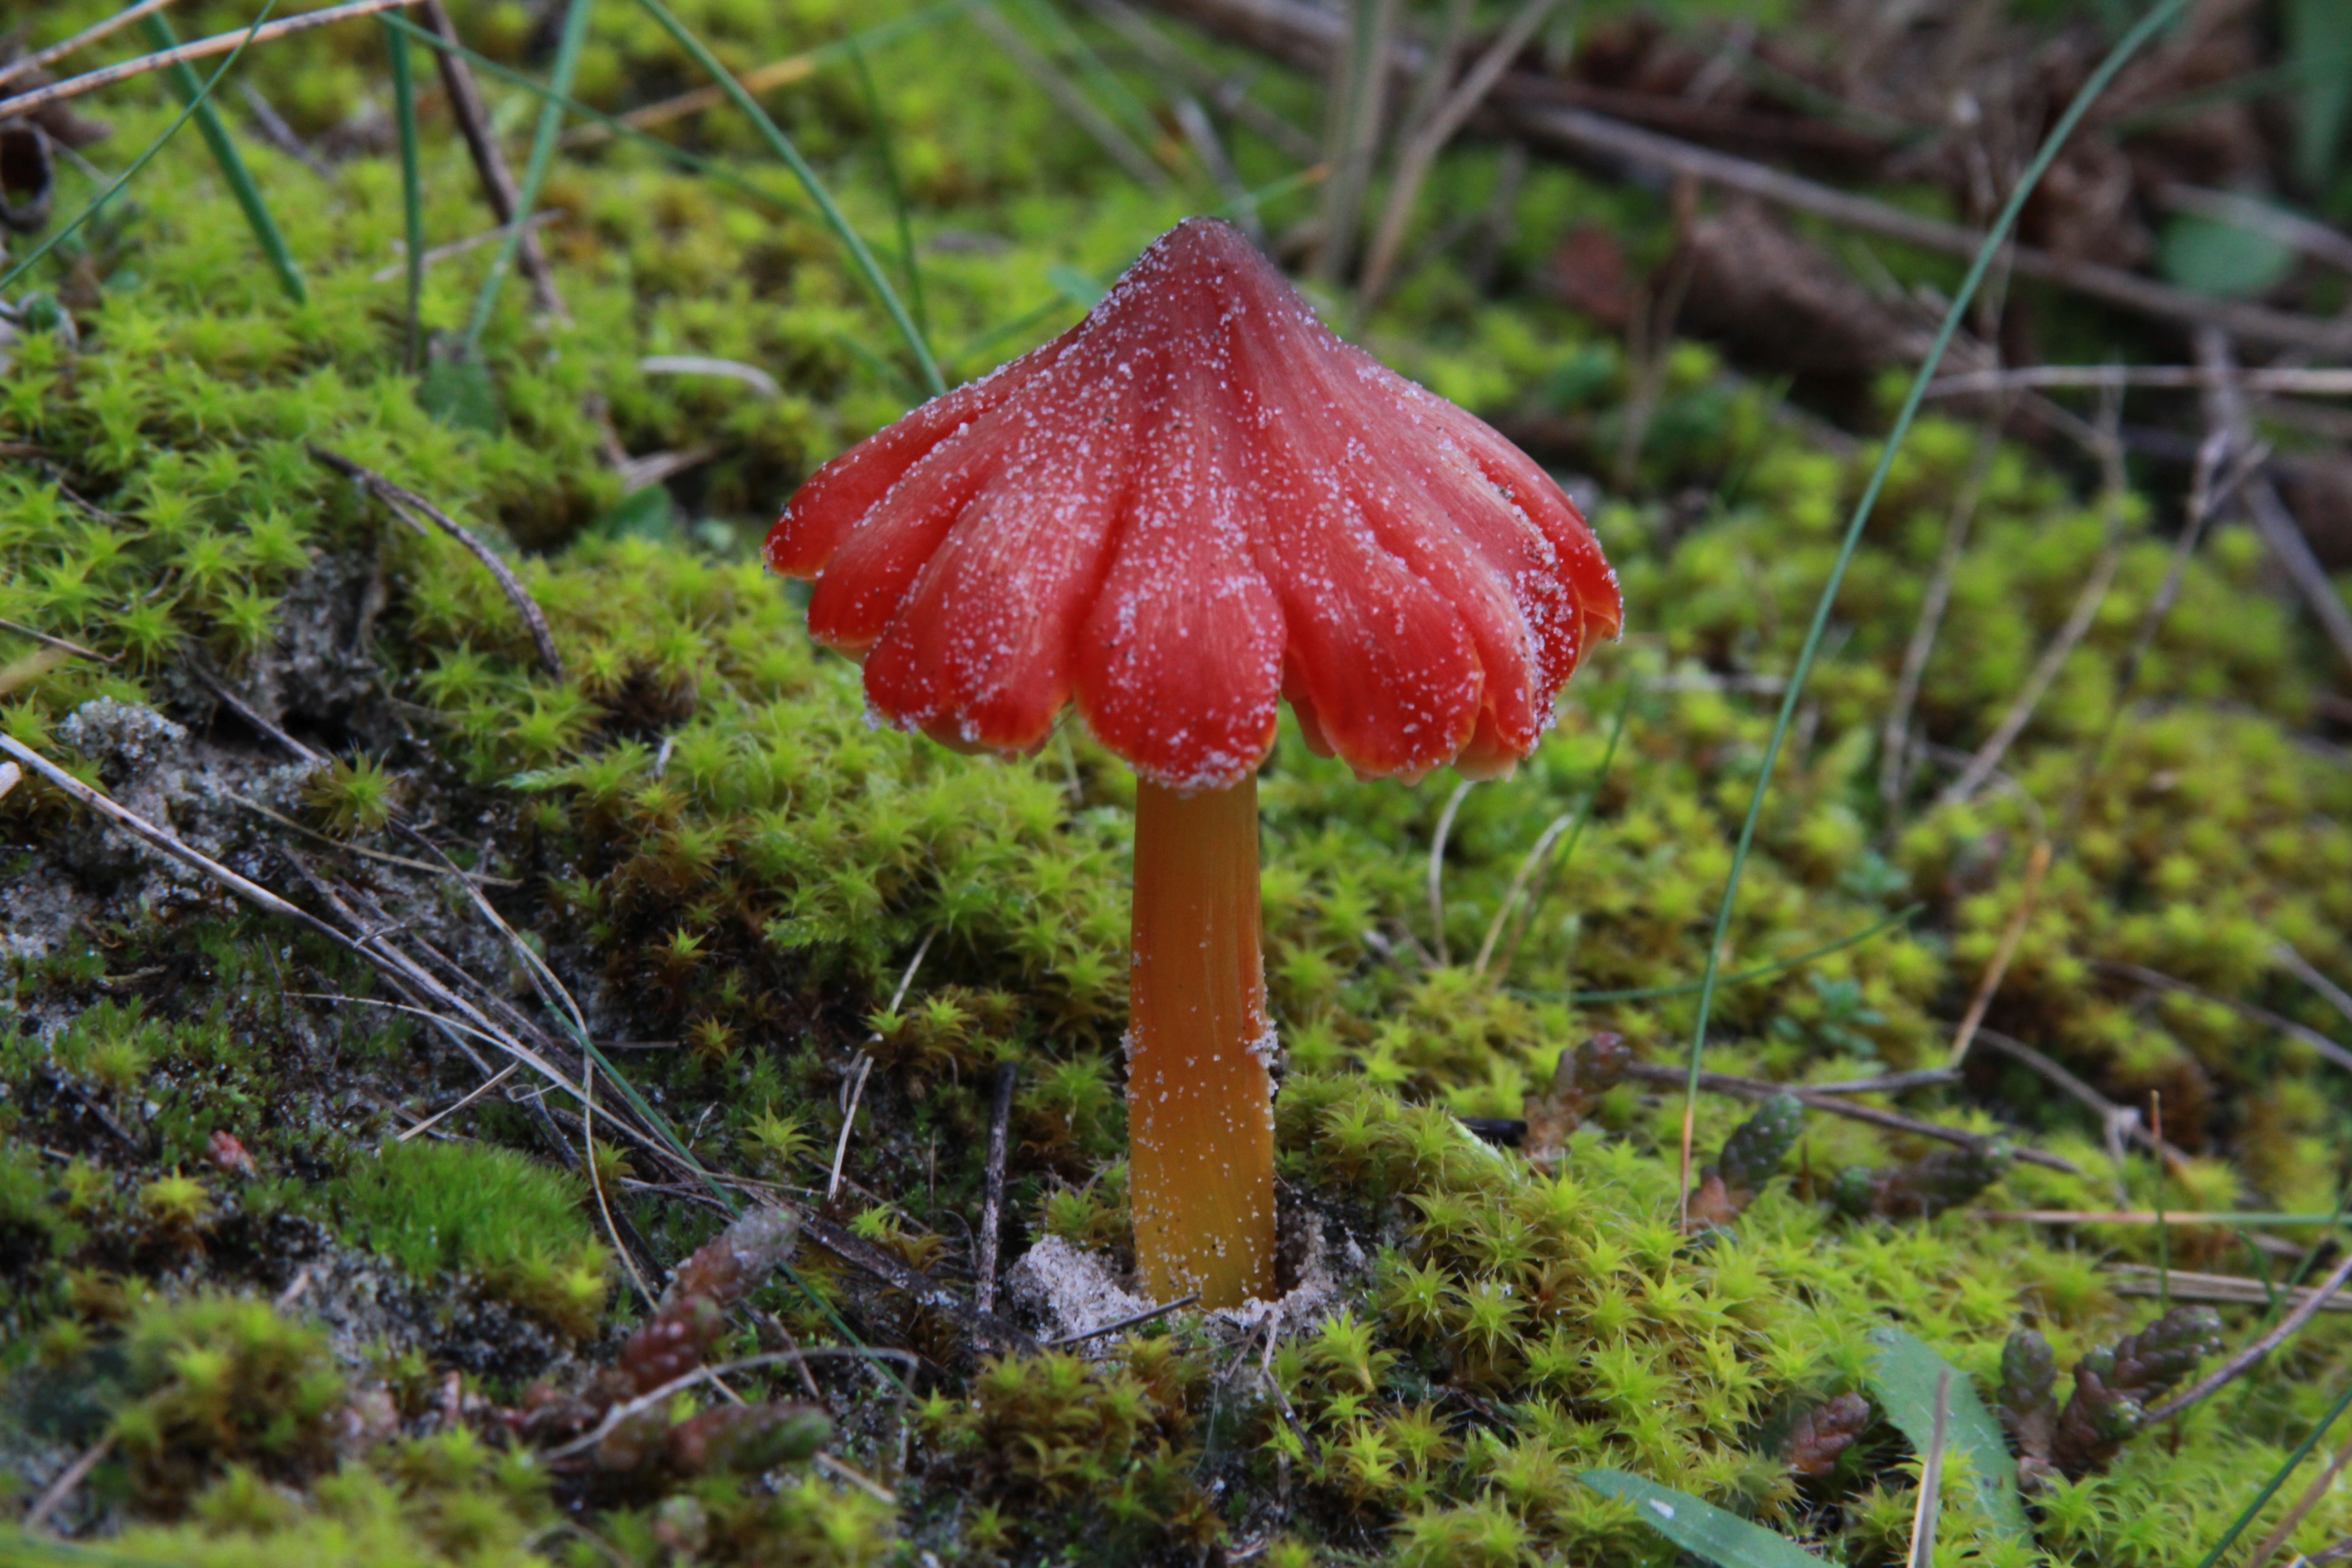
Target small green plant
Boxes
[303,752,401,836]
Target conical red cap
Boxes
[767,218,1621,790]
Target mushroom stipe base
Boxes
[1126,774,1276,1308]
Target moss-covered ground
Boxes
[5,0,2352,1563]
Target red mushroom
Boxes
[769,218,1620,1307]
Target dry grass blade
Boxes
[1357,0,1559,307]
[973,4,1168,187]
[541,1348,917,1462]
[1425,778,1473,967]
[1938,398,2130,812]
[311,446,565,680]
[0,0,424,118]
[22,1435,116,1534]
[1945,838,2050,1068]
[2097,960,2352,1077]
[1314,0,1401,285]
[1907,1367,1950,1568]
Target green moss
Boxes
[330,1141,610,1337]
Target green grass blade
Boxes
[849,40,928,343]
[461,0,593,351]
[0,0,284,296]
[380,14,809,221]
[385,16,426,373]
[142,10,307,304]
[1675,0,2195,1208]
[2195,1377,2352,1568]
[632,0,946,397]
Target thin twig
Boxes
[1041,1291,1201,1347]
[22,1435,115,1533]
[2105,1264,2352,1315]
[2278,942,2352,1032]
[1880,421,2002,816]
[1356,0,1559,307]
[0,0,424,118]
[310,447,564,680]
[1615,1059,2079,1173]
[797,1211,1036,1352]
[0,0,182,88]
[369,210,561,283]
[1907,1367,1950,1568]
[1972,1026,2190,1171]
[974,1059,1018,1318]
[416,0,564,316]
[188,659,327,766]
[0,735,355,954]
[1929,366,2352,397]
[231,795,521,887]
[2144,1250,2352,1425]
[2097,959,2352,1077]
[1426,779,1473,967]
[0,616,118,663]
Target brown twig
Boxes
[1972,1026,2190,1172]
[1616,1059,2079,1173]
[0,0,182,88]
[1137,0,2352,357]
[2104,1264,2352,1316]
[2278,943,2352,1032]
[416,0,565,318]
[310,446,564,680]
[1929,366,2352,397]
[0,0,425,118]
[2142,1250,2352,1424]
[974,1059,1018,1317]
[22,1435,115,1534]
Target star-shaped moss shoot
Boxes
[768,218,1621,1307]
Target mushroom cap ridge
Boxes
[766,217,1622,791]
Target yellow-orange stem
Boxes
[1127,774,1274,1307]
